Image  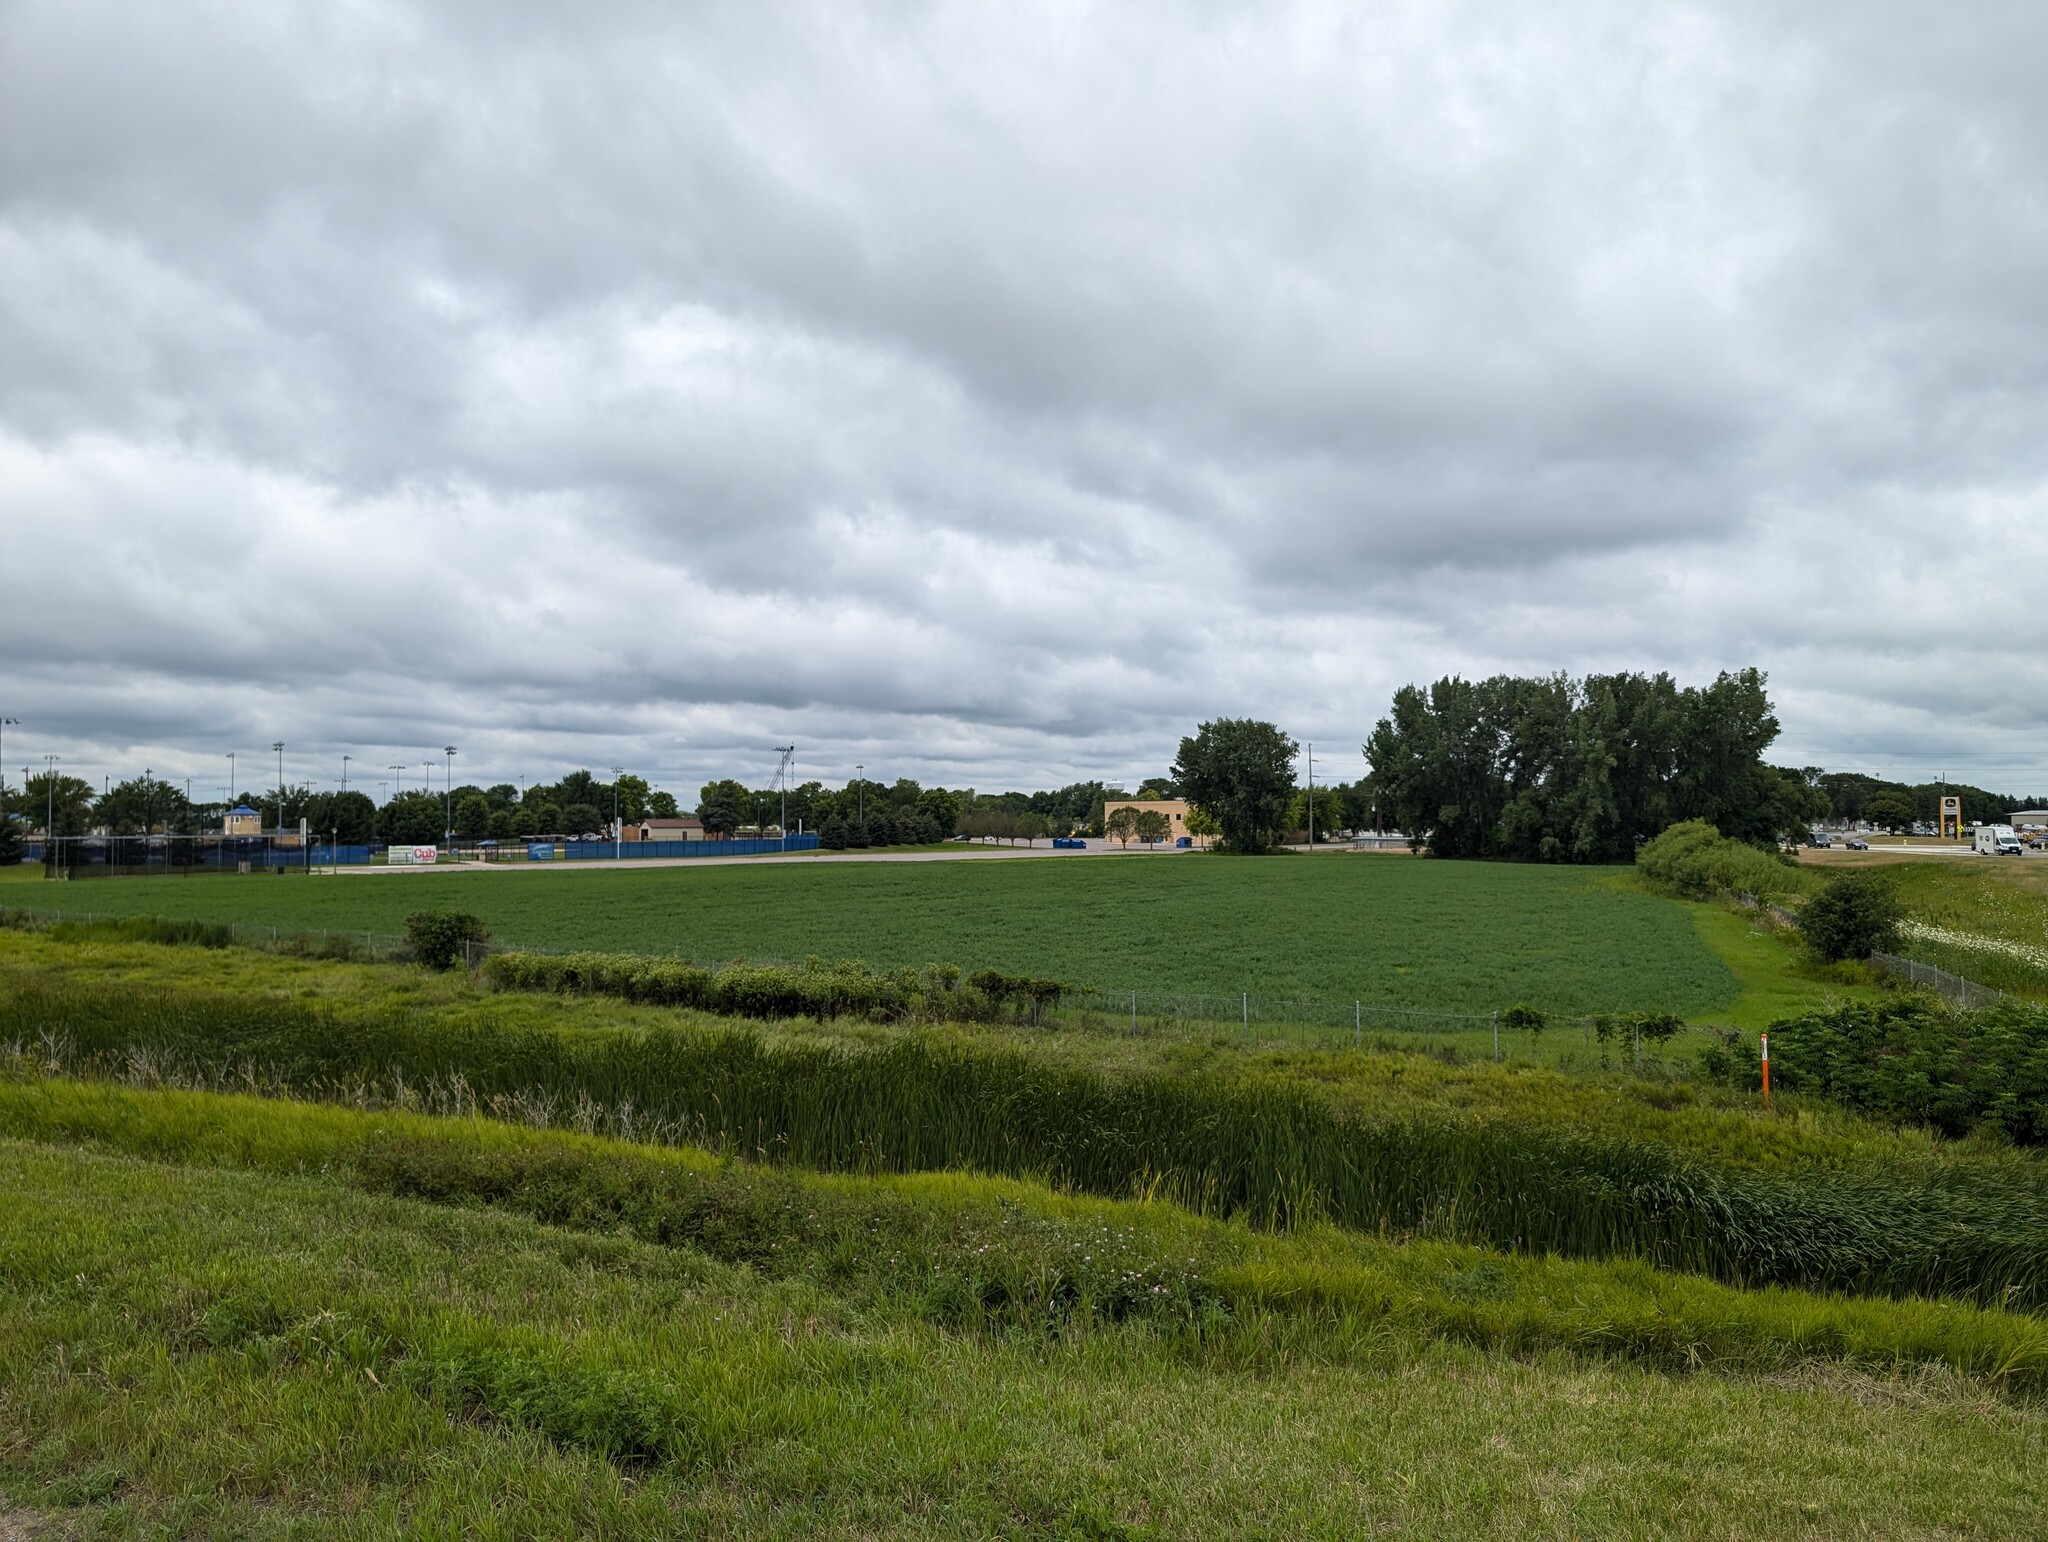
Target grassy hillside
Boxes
[5,1089,2047,1538]
[3,855,1749,1015]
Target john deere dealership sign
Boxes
[387,845,438,866]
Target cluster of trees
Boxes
[1362,670,1827,862]
[0,768,685,849]
[691,776,1148,848]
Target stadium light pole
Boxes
[856,764,864,828]
[273,742,285,838]
[143,768,153,839]
[443,747,457,850]
[611,766,624,860]
[0,718,16,818]
[388,764,404,800]
[227,751,236,804]
[775,746,795,851]
[43,754,59,851]
[341,754,351,796]
[1306,742,1314,850]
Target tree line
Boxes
[0,769,681,848]
[8,668,2039,866]
[1358,669,1841,861]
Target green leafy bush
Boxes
[1800,871,1902,963]
[1768,997,2048,1142]
[1499,1003,1546,1033]
[1636,820,1806,901]
[405,910,492,970]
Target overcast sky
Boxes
[4,1,2046,802]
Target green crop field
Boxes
[8,855,1760,1017]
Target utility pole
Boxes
[43,754,59,859]
[272,742,285,836]
[776,746,795,851]
[443,747,457,850]
[227,750,236,804]
[856,764,864,828]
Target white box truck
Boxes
[1974,824,2023,856]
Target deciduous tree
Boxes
[1171,719,1298,854]
[1105,806,1138,848]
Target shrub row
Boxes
[1769,997,2048,1144]
[1635,819,1810,902]
[6,980,2045,1309]
[482,950,1066,1024]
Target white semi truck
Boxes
[1974,824,2023,856]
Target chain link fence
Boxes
[1871,952,2010,1009]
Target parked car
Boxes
[1051,837,1087,849]
[1845,838,1869,850]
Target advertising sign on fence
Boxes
[387,845,438,866]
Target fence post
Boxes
[1130,989,1137,1038]
[1242,991,1249,1041]
[1492,1012,1499,1063]
[1354,1000,1360,1048]
[1633,1018,1641,1071]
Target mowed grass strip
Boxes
[9,1135,2048,1539]
[8,855,1741,1014]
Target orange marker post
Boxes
[1760,1032,1771,1105]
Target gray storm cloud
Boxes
[3,1,2046,796]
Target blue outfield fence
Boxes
[560,836,821,860]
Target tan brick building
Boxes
[1100,799,1209,847]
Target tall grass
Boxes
[6,980,2045,1309]
[9,1080,2048,1395]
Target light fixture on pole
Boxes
[273,742,285,838]
[388,764,405,801]
[341,754,351,795]
[443,747,457,849]
[775,746,795,851]
[227,751,236,803]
